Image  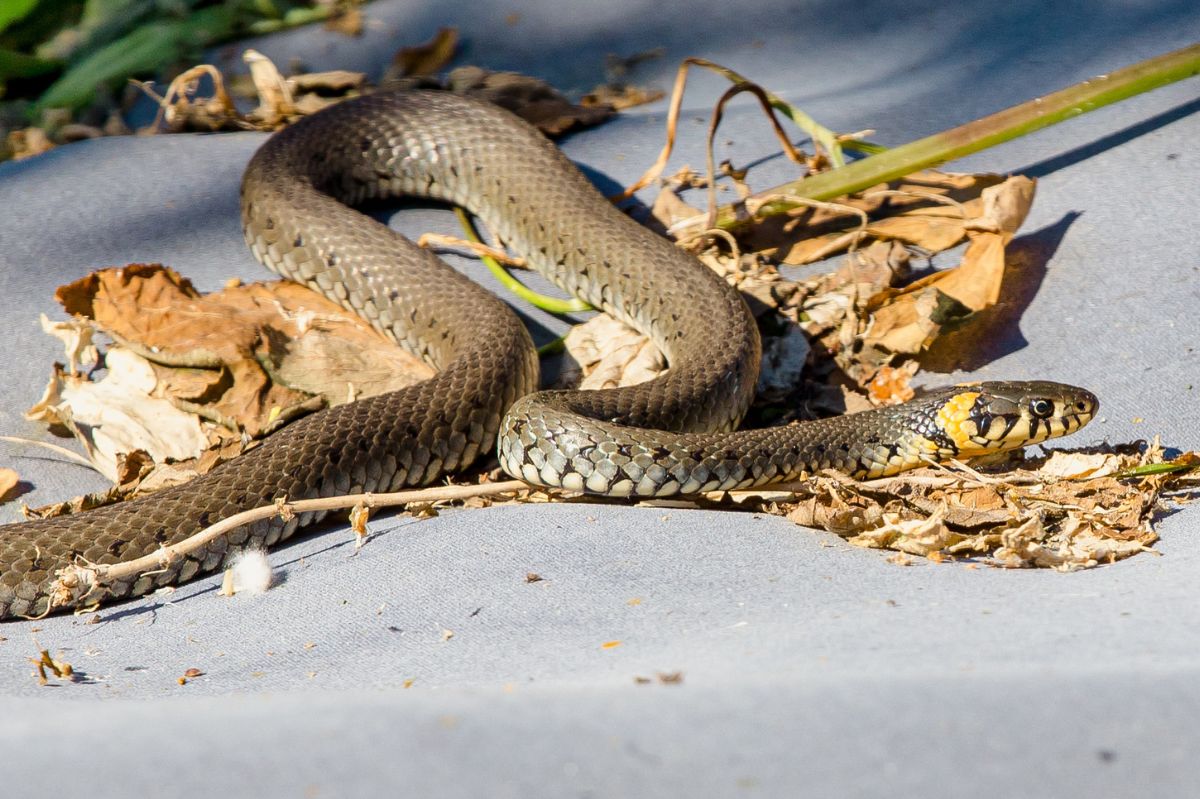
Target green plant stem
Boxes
[453,208,593,315]
[710,43,1200,230]
[1117,462,1199,478]
[536,333,569,357]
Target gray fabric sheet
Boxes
[2,1,1199,795]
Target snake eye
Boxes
[1029,398,1054,418]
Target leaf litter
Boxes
[7,49,1196,573]
[21,263,432,514]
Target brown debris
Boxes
[734,443,1190,570]
[31,649,75,685]
[28,263,432,508]
[0,469,19,503]
[6,127,55,160]
[554,315,666,391]
[388,27,459,78]
[446,66,615,137]
[322,2,364,36]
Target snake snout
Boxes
[974,381,1099,451]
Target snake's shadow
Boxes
[919,211,1079,373]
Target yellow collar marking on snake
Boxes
[935,391,983,453]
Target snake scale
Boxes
[0,91,1097,619]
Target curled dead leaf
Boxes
[555,315,665,391]
[0,468,19,503]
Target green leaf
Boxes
[0,0,42,36]
[0,47,58,82]
[35,5,236,111]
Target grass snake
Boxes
[0,91,1097,619]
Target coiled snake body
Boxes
[0,91,1097,619]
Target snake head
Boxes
[916,380,1098,458]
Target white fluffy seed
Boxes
[229,549,273,595]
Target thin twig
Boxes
[49,478,532,614]
[704,81,807,228]
[614,56,849,200]
[418,232,528,268]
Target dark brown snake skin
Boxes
[0,91,1097,619]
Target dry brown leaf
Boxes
[555,315,665,390]
[389,27,459,78]
[6,127,54,160]
[156,64,240,132]
[54,264,431,437]
[38,314,97,374]
[749,171,1008,265]
[755,443,1180,570]
[29,264,436,501]
[863,213,967,251]
[845,176,1036,372]
[1036,451,1120,480]
[287,70,366,95]
[244,49,296,127]
[849,506,965,556]
[784,480,881,534]
[581,83,665,111]
[875,176,1035,312]
[447,67,614,137]
[24,351,210,482]
[0,468,19,502]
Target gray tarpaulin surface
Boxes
[2,1,1199,796]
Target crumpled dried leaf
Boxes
[154,53,367,134]
[25,351,210,482]
[388,26,459,78]
[1036,450,1120,480]
[581,83,665,112]
[784,481,882,533]
[30,263,434,498]
[747,170,1008,266]
[555,315,666,390]
[849,506,965,555]
[5,126,54,160]
[288,70,367,96]
[244,49,296,127]
[739,443,1189,570]
[991,514,1153,571]
[157,64,240,132]
[55,264,431,438]
[446,66,615,137]
[38,313,98,374]
[0,468,19,503]
[863,176,1035,357]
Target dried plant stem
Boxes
[52,479,530,611]
[0,435,97,471]
[703,42,1200,231]
[703,81,808,228]
[616,56,850,200]
[418,232,528,268]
